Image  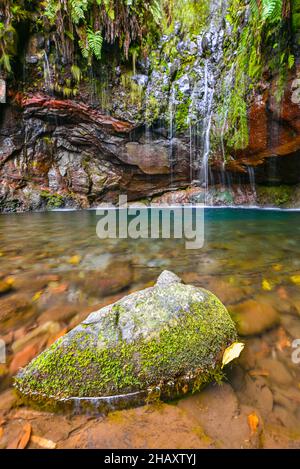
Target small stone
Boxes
[38,304,78,324]
[12,321,60,353]
[10,343,40,374]
[281,315,300,339]
[83,260,133,296]
[229,298,279,336]
[259,358,293,386]
[0,390,17,412]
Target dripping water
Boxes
[198,60,215,194]
[247,166,256,195]
[168,86,176,188]
[43,49,53,92]
[220,64,235,164]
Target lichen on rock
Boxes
[14,270,238,412]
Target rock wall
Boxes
[0,94,191,211]
[0,1,300,211]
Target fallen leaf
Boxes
[182,384,189,394]
[68,255,81,265]
[17,423,31,449]
[272,264,283,272]
[249,369,269,377]
[49,283,68,294]
[290,275,300,285]
[262,279,273,291]
[32,290,43,302]
[276,327,291,352]
[5,276,15,286]
[31,435,56,449]
[248,412,259,434]
[9,343,40,374]
[47,327,67,347]
[222,342,245,368]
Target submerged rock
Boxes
[228,298,279,336]
[14,271,238,412]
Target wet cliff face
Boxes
[0,0,300,211]
[0,95,191,211]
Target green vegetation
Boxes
[220,0,295,151]
[0,1,297,154]
[256,185,294,206]
[0,0,163,76]
[40,190,64,208]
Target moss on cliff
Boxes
[256,185,294,206]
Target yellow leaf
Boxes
[68,255,81,265]
[272,264,282,272]
[222,342,245,368]
[248,412,259,434]
[6,276,15,286]
[290,275,300,285]
[262,279,273,291]
[32,290,43,302]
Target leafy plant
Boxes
[0,0,165,73]
[87,28,103,60]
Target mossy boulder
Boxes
[14,271,237,412]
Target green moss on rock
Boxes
[256,185,293,207]
[14,271,237,411]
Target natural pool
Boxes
[1,208,300,448]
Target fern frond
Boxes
[87,29,103,60]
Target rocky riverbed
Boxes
[1,208,300,448]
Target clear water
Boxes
[1,208,300,448]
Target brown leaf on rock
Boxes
[277,287,288,300]
[47,327,67,347]
[249,369,270,377]
[276,327,291,352]
[17,423,31,449]
[248,412,259,434]
[9,343,39,374]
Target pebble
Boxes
[229,298,279,336]
[259,358,293,386]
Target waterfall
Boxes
[198,59,215,190]
[168,86,176,187]
[220,64,235,163]
[247,166,256,195]
[43,50,53,92]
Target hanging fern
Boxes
[261,0,283,22]
[69,0,89,25]
[87,28,103,60]
[149,0,163,25]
